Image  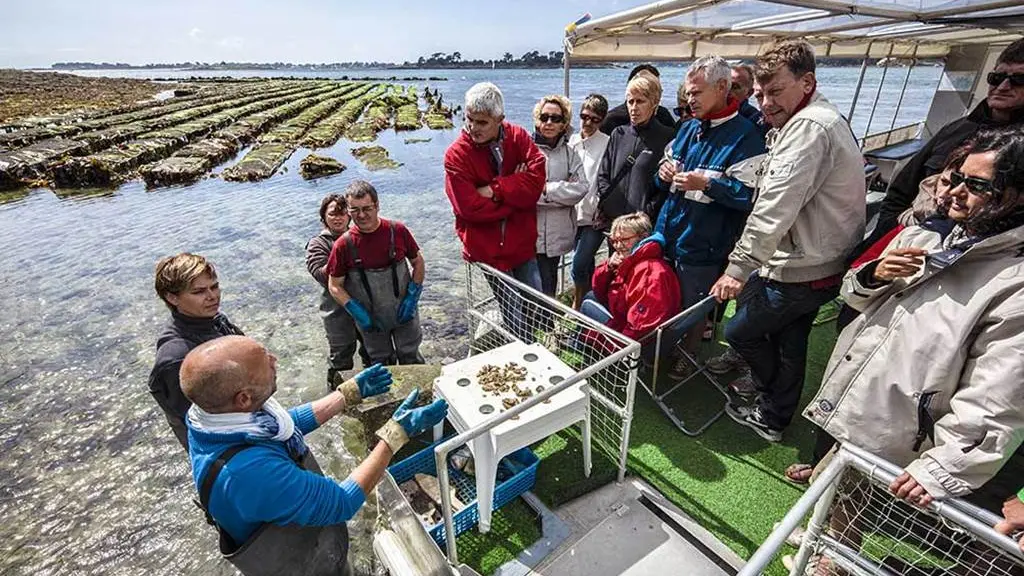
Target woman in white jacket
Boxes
[568,94,611,308]
[533,94,589,297]
[810,126,1024,507]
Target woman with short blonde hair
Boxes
[532,93,589,296]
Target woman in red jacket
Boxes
[581,212,681,349]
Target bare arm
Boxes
[310,389,348,425]
[409,253,425,284]
[349,441,395,496]
[328,274,352,306]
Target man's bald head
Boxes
[180,335,277,413]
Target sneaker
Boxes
[706,347,747,375]
[727,373,757,399]
[725,403,783,442]
[666,355,695,381]
[774,521,806,547]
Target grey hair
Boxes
[464,82,505,118]
[686,55,732,87]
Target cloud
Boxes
[188,27,202,39]
[56,47,84,53]
[218,36,244,50]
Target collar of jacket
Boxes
[968,99,1024,126]
[533,127,571,149]
[618,232,666,274]
[171,309,222,331]
[948,220,1024,258]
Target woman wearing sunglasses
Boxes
[803,127,1024,534]
[568,93,611,308]
[532,94,589,297]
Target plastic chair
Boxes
[635,295,730,436]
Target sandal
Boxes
[785,463,814,485]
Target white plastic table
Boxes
[432,341,591,533]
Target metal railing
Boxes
[740,443,1024,576]
[432,262,642,565]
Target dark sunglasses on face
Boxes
[987,72,1024,88]
[580,113,603,124]
[539,113,565,124]
[673,105,692,117]
[949,170,999,196]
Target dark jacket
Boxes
[305,229,338,287]
[878,101,1024,234]
[600,102,676,136]
[596,119,675,227]
[443,122,547,271]
[654,112,766,266]
[738,100,768,138]
[148,310,244,449]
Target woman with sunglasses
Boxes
[568,93,611,308]
[803,127,1024,529]
[532,94,589,297]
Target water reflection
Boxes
[0,65,941,575]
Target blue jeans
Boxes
[580,293,612,324]
[486,259,542,343]
[571,226,607,293]
[724,274,839,430]
[536,254,561,297]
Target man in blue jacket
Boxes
[655,55,767,378]
[180,335,447,575]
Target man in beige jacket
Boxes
[710,41,865,442]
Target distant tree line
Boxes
[50,51,591,71]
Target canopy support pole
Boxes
[847,55,870,123]
[889,47,919,135]
[563,52,571,97]
[863,44,895,142]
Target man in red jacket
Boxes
[444,82,547,341]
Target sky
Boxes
[0,0,632,68]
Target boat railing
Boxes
[739,442,1024,575]
[430,262,642,566]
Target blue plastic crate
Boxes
[387,437,539,548]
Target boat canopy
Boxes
[565,0,1024,62]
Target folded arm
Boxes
[444,158,514,224]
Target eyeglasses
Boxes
[580,113,603,124]
[539,113,565,124]
[607,233,638,245]
[949,170,999,196]
[347,205,377,215]
[987,72,1024,88]
[673,105,692,118]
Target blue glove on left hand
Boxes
[354,363,392,399]
[396,281,422,324]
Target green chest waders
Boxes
[341,227,424,365]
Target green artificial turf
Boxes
[456,498,542,575]
[460,301,843,576]
[524,302,842,576]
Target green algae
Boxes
[351,145,402,171]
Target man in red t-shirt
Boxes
[327,181,425,365]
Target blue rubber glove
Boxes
[354,363,392,399]
[344,299,374,332]
[396,281,422,325]
[393,388,448,437]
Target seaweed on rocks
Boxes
[300,84,382,149]
[299,154,346,180]
[424,113,455,130]
[351,145,401,171]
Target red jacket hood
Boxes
[618,234,666,276]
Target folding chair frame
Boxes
[636,295,731,436]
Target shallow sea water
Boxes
[0,65,941,575]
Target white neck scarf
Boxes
[187,397,307,458]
